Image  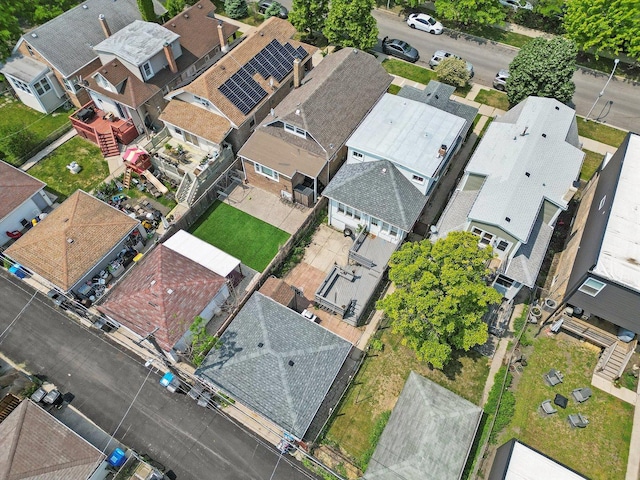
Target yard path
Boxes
[20,128,76,171]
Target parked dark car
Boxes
[257,0,288,19]
[382,37,419,63]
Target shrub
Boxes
[264,0,283,17]
[435,57,470,87]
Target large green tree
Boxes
[165,0,186,18]
[434,0,506,26]
[323,0,378,51]
[224,0,248,19]
[289,0,329,37]
[377,232,502,369]
[0,0,22,61]
[563,0,639,61]
[137,0,157,22]
[507,36,577,107]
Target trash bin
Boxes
[107,448,127,467]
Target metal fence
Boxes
[16,122,73,167]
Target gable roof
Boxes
[97,245,226,351]
[93,20,180,66]
[86,59,159,109]
[160,100,232,144]
[0,161,46,222]
[0,400,104,480]
[5,190,139,292]
[365,372,482,480]
[18,0,166,78]
[346,93,466,178]
[196,291,352,438]
[266,48,392,156]
[259,276,296,306]
[323,160,427,231]
[184,18,316,127]
[466,97,583,242]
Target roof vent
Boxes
[505,217,511,222]
[83,4,88,8]
[63,218,69,222]
[353,49,358,53]
[198,2,203,7]
[184,13,189,18]
[555,105,560,110]
[31,33,38,38]
[172,23,176,27]
[542,133,547,138]
[150,280,156,286]
[520,126,528,136]
[295,109,300,115]
[435,94,439,99]
[260,32,264,36]
[381,168,387,174]
[67,238,74,243]
[525,172,530,177]
[167,288,173,294]
[258,342,264,348]
[288,360,295,367]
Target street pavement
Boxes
[0,270,314,480]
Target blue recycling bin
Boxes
[107,448,127,467]
[160,372,174,387]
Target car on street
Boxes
[382,37,420,63]
[499,0,533,10]
[493,69,510,91]
[429,50,474,77]
[406,13,443,34]
[257,0,288,18]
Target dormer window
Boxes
[141,61,153,80]
[194,95,211,108]
[95,73,109,90]
[284,122,306,138]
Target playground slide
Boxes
[141,170,168,194]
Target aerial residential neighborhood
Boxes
[0,0,638,479]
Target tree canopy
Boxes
[224,0,248,19]
[434,0,506,27]
[563,0,639,61]
[377,232,502,369]
[165,0,186,18]
[435,57,471,87]
[0,1,21,61]
[137,0,157,22]
[264,1,284,18]
[289,0,329,37]
[323,0,378,51]
[507,36,577,107]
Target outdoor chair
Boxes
[572,387,593,403]
[540,399,557,415]
[544,369,564,386]
[568,413,589,428]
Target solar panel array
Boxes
[218,40,308,115]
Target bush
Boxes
[224,0,248,18]
[434,57,470,87]
[0,125,38,164]
[264,0,283,17]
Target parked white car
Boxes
[499,0,533,10]
[407,13,443,35]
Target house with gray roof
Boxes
[365,371,482,480]
[432,97,584,300]
[196,291,352,439]
[346,92,468,196]
[238,48,392,205]
[1,0,165,111]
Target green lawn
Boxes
[501,336,633,480]
[381,59,437,85]
[189,201,290,272]
[27,136,108,202]
[577,117,627,148]
[580,149,604,181]
[387,84,401,95]
[0,98,71,139]
[325,325,490,466]
[474,89,510,111]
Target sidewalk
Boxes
[20,128,77,171]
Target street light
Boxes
[584,58,619,122]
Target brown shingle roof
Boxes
[0,400,105,480]
[0,161,46,221]
[97,245,227,351]
[5,190,139,292]
[160,100,231,144]
[185,18,316,126]
[259,276,295,307]
[86,59,159,109]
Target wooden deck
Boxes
[558,315,617,347]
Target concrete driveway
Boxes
[0,270,314,480]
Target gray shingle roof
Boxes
[365,372,482,480]
[397,81,478,138]
[0,55,49,82]
[323,160,427,231]
[433,188,480,239]
[505,210,553,287]
[267,48,392,156]
[20,0,166,77]
[196,292,352,438]
[466,97,583,242]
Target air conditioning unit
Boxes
[281,190,293,201]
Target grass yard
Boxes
[325,324,490,467]
[500,336,633,480]
[580,149,605,181]
[381,59,436,85]
[577,118,627,148]
[189,201,290,272]
[27,136,108,202]
[474,89,510,111]
[0,99,70,140]
[387,84,401,95]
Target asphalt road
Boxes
[0,271,313,480]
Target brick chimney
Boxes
[293,58,303,88]
[99,14,111,38]
[217,21,229,53]
[164,42,178,74]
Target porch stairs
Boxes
[97,131,119,157]
[123,167,133,189]
[596,338,638,382]
[0,394,21,424]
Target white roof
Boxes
[593,133,640,290]
[504,441,587,480]
[163,230,240,278]
[346,93,466,179]
[93,20,179,66]
[466,97,583,242]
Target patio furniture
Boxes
[540,399,557,415]
[568,413,589,428]
[554,393,568,409]
[572,387,593,403]
[544,368,564,386]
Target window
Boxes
[352,151,363,159]
[254,163,279,181]
[598,195,606,211]
[39,77,51,92]
[26,45,34,56]
[34,83,44,95]
[141,61,153,80]
[471,227,494,246]
[184,131,199,147]
[63,77,78,93]
[578,278,606,297]
[174,127,183,135]
[95,73,109,89]
[337,203,345,213]
[194,95,210,108]
[371,217,379,226]
[249,117,255,128]
[389,225,399,237]
[284,122,306,138]
[10,77,31,94]
[412,174,425,184]
[494,275,514,288]
[354,210,361,221]
[496,240,510,251]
